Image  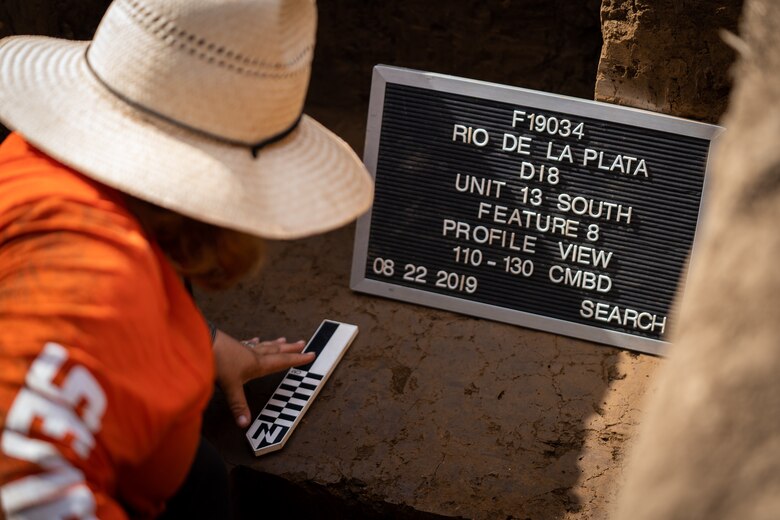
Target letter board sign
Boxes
[351,66,722,356]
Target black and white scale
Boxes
[246,320,358,456]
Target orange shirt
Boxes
[0,133,215,518]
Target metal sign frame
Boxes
[351,65,723,356]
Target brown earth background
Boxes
[0,1,744,518]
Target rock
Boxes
[614,1,780,518]
[596,0,742,123]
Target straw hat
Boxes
[0,0,373,239]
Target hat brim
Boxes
[0,36,374,239]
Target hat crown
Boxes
[88,0,316,143]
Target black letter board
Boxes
[351,66,722,356]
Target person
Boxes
[0,0,373,518]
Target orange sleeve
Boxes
[0,133,215,518]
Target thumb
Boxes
[222,381,251,429]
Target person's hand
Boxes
[212,330,314,428]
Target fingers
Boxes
[221,377,252,429]
[249,351,315,377]
[238,337,312,375]
[275,340,307,354]
[249,339,307,355]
